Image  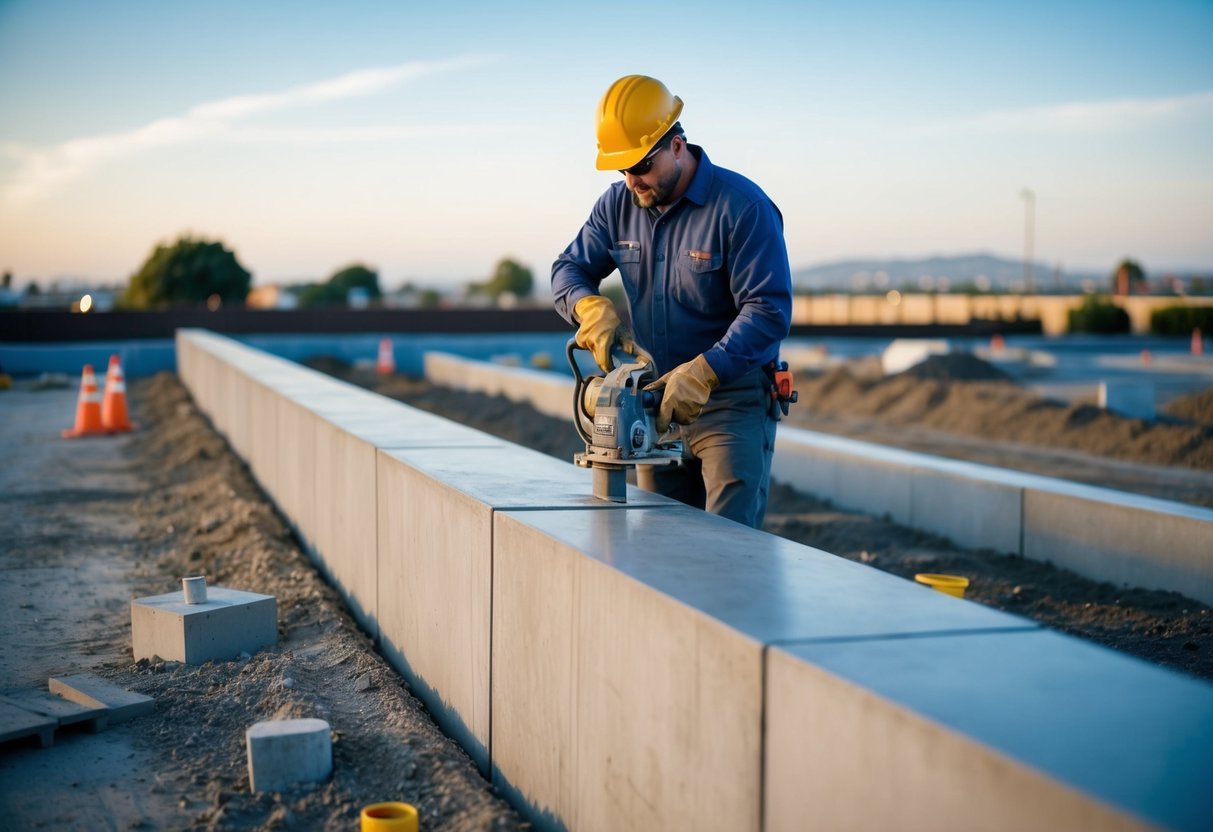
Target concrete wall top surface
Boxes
[314,396,505,449]
[381,446,676,509]
[496,506,1037,646]
[777,630,1213,831]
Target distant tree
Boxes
[2,270,11,289]
[472,258,533,299]
[122,235,251,309]
[1068,295,1130,334]
[329,263,380,300]
[295,263,381,308]
[1111,259,1146,295]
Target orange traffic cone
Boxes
[990,333,1006,353]
[62,365,105,438]
[376,338,395,375]
[101,354,135,432]
[1193,327,1204,356]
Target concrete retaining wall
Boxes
[427,350,1213,607]
[177,329,1213,832]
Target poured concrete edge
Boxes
[765,631,1213,832]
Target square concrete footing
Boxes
[246,718,332,792]
[131,586,277,664]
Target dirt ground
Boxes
[0,377,523,831]
[2,353,1211,831]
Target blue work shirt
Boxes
[551,145,793,385]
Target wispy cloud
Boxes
[918,90,1213,135]
[0,55,491,203]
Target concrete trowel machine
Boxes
[567,339,683,502]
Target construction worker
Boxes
[552,74,793,528]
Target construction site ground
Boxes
[1,354,1211,831]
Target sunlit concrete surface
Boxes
[491,506,1036,832]
[766,630,1213,832]
[425,350,573,420]
[909,459,1023,553]
[377,446,675,774]
[1024,484,1213,607]
[772,429,917,526]
[245,718,333,793]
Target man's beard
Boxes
[630,162,682,209]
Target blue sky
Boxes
[1,0,1211,291]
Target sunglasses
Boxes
[620,133,679,177]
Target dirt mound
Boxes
[790,363,1213,471]
[1165,386,1213,426]
[899,352,1013,382]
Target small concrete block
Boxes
[48,674,154,724]
[131,586,277,665]
[245,718,332,792]
[0,699,57,748]
[0,689,108,733]
[1098,381,1155,420]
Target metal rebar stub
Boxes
[591,465,628,503]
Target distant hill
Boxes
[792,253,1095,293]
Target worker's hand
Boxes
[643,354,719,434]
[574,295,636,372]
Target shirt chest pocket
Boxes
[610,244,642,283]
[671,250,731,313]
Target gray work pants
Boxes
[637,367,777,528]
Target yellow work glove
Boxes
[574,295,636,372]
[643,354,719,434]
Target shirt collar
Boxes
[682,144,712,207]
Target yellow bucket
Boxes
[361,802,419,832]
[914,573,969,599]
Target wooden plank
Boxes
[48,674,153,723]
[0,689,108,733]
[0,699,56,748]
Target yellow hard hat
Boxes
[595,75,684,171]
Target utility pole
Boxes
[1020,188,1035,293]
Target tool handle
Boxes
[566,339,595,444]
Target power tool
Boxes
[567,339,683,502]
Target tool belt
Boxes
[763,360,798,418]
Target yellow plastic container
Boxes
[914,573,969,599]
[361,802,419,832]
